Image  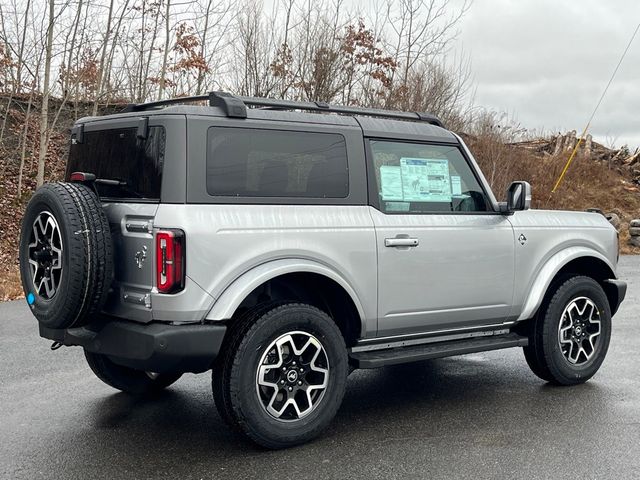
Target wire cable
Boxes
[551,22,640,194]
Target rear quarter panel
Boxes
[152,204,378,333]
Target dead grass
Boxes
[0,265,22,302]
[466,134,640,255]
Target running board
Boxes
[349,333,528,369]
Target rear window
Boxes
[66,126,166,201]
[206,127,348,198]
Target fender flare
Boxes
[205,258,367,325]
[517,246,615,321]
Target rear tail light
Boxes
[156,229,185,294]
[69,171,96,182]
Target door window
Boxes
[369,140,491,213]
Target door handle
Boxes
[385,237,419,247]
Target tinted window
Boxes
[206,128,348,198]
[67,126,165,200]
[369,140,490,213]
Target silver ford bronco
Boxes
[19,92,626,448]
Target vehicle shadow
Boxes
[40,354,609,478]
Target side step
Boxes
[349,333,528,369]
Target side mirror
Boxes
[499,181,532,214]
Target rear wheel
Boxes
[84,350,182,395]
[523,276,611,385]
[213,303,348,449]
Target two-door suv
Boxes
[19,92,626,448]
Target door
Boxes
[367,139,515,337]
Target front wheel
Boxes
[523,276,612,385]
[215,303,348,449]
[84,350,182,395]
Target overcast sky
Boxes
[453,0,640,148]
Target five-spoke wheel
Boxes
[256,331,329,421]
[558,297,601,365]
[27,211,63,299]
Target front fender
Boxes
[205,258,367,327]
[516,247,615,321]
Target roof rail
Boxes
[121,95,209,113]
[121,91,445,128]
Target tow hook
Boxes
[50,341,63,351]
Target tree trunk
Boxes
[196,0,213,94]
[93,0,114,116]
[102,0,131,109]
[0,93,13,145]
[157,0,172,100]
[36,0,55,188]
[17,92,35,198]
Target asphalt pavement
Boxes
[1,256,639,480]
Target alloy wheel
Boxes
[558,296,601,365]
[27,211,63,300]
[256,331,330,422]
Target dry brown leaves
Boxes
[0,102,67,301]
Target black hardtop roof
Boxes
[76,91,457,143]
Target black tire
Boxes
[84,350,182,395]
[523,276,612,385]
[212,302,282,431]
[215,303,348,449]
[19,182,113,329]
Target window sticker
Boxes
[400,158,452,202]
[379,165,404,201]
[385,201,411,212]
[451,175,462,195]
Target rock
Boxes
[629,236,640,247]
[605,212,621,229]
[584,134,593,157]
[553,135,563,156]
[564,130,577,151]
[629,226,640,236]
[630,219,640,228]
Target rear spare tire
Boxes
[19,182,113,329]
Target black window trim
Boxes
[364,137,500,216]
[202,125,357,204]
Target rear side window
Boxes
[206,127,348,198]
[67,126,165,201]
[369,140,491,213]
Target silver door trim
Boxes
[385,303,510,318]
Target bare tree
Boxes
[93,0,114,115]
[36,0,56,187]
[194,0,232,94]
[0,0,475,199]
[383,0,470,109]
[157,0,171,100]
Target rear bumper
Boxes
[39,319,226,373]
[603,279,627,316]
